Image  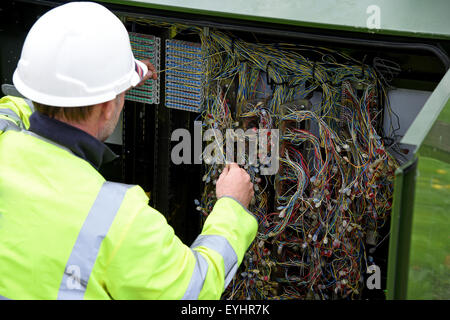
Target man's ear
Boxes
[100,99,116,121]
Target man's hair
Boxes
[33,102,95,122]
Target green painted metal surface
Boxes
[386,163,405,299]
[96,0,450,299]
[387,158,418,299]
[98,0,450,40]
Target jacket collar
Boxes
[28,112,118,170]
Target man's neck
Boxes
[55,117,99,140]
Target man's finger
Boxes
[145,62,156,72]
[221,165,229,176]
[145,60,155,70]
[144,71,153,80]
[139,59,158,81]
[216,174,224,186]
[147,64,157,80]
[227,163,240,171]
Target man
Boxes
[0,2,257,299]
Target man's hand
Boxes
[216,163,254,209]
[136,59,157,87]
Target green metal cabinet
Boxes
[388,69,450,299]
[94,0,450,300]
[98,0,450,40]
[3,0,446,300]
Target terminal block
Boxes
[165,39,205,112]
[126,32,161,104]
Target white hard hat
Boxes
[12,1,147,107]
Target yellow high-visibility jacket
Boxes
[0,96,258,300]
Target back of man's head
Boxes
[12,1,147,139]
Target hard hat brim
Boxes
[12,58,148,108]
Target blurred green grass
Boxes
[407,156,450,299]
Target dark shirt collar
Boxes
[28,112,118,170]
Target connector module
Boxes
[165,39,204,112]
[126,32,161,104]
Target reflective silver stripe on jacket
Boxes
[57,181,132,300]
[0,118,20,132]
[191,235,238,289]
[24,99,35,113]
[1,84,35,112]
[181,250,209,300]
[0,108,22,127]
[182,234,238,299]
[0,294,10,300]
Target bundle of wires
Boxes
[124,17,399,300]
[194,29,399,300]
